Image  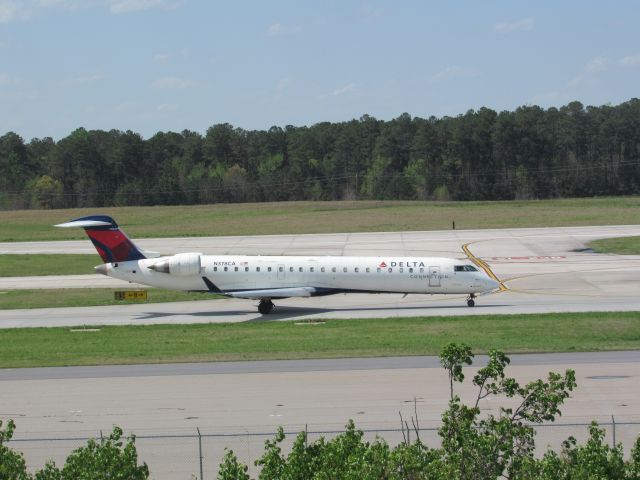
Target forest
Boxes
[1,98,639,209]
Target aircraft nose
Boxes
[94,264,108,276]
[486,277,500,291]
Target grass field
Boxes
[1,197,639,242]
[588,236,640,255]
[0,254,97,277]
[0,288,219,309]
[1,311,638,368]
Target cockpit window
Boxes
[454,265,478,272]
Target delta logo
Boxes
[379,260,427,268]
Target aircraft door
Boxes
[428,266,441,287]
[277,264,285,281]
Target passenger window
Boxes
[245,267,249,272]
[377,267,381,273]
[419,267,424,273]
[332,267,337,273]
[321,267,325,272]
[343,267,348,273]
[234,267,238,272]
[310,267,314,272]
[299,267,303,272]
[354,267,359,273]
[278,266,283,272]
[399,267,403,273]
[366,267,370,273]
[268,267,272,272]
[409,268,413,273]
[213,266,218,272]
[224,266,228,272]
[290,267,294,272]
[256,267,261,272]
[388,268,393,273]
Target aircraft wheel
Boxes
[467,299,475,307]
[258,299,274,314]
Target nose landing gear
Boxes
[466,294,476,307]
[258,299,274,314]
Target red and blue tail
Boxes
[55,215,146,263]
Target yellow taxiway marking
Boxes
[462,242,509,292]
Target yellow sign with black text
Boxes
[114,290,148,301]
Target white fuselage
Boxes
[100,254,499,298]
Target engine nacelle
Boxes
[148,252,202,276]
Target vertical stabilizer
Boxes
[54,215,146,263]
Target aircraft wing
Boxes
[226,287,317,299]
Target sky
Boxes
[0,0,639,140]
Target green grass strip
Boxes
[0,288,219,310]
[1,312,639,368]
[1,197,639,242]
[588,236,640,255]
[0,254,98,277]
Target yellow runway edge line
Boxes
[462,243,509,292]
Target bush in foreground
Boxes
[0,425,148,480]
[218,344,640,480]
[0,419,30,480]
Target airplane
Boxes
[55,215,500,314]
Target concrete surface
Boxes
[0,273,131,290]
[1,224,638,257]
[3,353,640,478]
[1,225,639,327]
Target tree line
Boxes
[1,98,640,210]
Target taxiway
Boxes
[1,225,639,327]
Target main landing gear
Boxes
[258,299,274,314]
[466,294,476,308]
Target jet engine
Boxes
[148,252,202,276]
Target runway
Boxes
[3,352,640,478]
[1,225,639,327]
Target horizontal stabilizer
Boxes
[228,286,317,299]
[54,220,113,228]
